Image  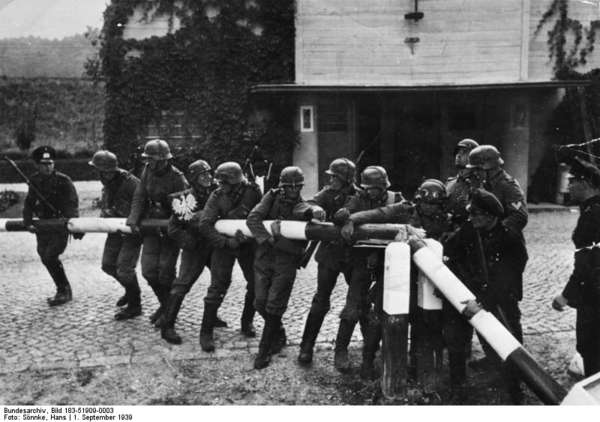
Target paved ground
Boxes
[0,184,581,376]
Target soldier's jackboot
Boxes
[116,294,128,307]
[298,312,326,365]
[240,299,256,338]
[214,315,228,328]
[161,294,185,344]
[254,314,279,370]
[115,283,142,320]
[360,323,381,380]
[150,284,170,326]
[334,319,356,373]
[199,303,218,352]
[47,261,72,307]
[270,320,286,355]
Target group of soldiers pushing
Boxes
[18,135,600,404]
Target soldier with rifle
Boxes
[443,188,528,404]
[247,166,325,369]
[197,161,262,352]
[18,146,81,306]
[297,158,359,366]
[89,150,142,320]
[126,139,188,326]
[446,138,479,228]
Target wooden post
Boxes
[381,242,411,399]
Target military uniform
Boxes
[167,185,216,297]
[126,163,188,312]
[483,169,528,234]
[443,215,528,402]
[446,173,472,227]
[198,180,262,342]
[98,169,142,317]
[23,169,79,303]
[561,195,600,376]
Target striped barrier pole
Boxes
[409,238,566,405]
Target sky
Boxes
[0,0,107,39]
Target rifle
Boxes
[2,155,64,218]
[242,145,259,183]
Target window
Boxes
[300,106,314,132]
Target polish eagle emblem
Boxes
[171,192,197,221]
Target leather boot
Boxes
[115,283,142,321]
[161,294,185,344]
[360,322,381,380]
[116,294,128,307]
[298,312,325,365]
[449,351,467,386]
[214,315,228,328]
[334,319,356,373]
[148,284,165,324]
[240,298,256,337]
[47,261,72,307]
[254,314,279,370]
[199,303,218,352]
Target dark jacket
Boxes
[126,164,188,226]
[167,184,216,250]
[484,169,528,234]
[247,188,323,257]
[99,169,139,218]
[444,221,528,305]
[310,185,358,265]
[562,195,600,308]
[23,171,79,225]
[199,181,262,249]
[446,173,471,226]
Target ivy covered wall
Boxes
[95,0,296,170]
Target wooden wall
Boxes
[296,0,600,85]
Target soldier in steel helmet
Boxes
[446,138,479,228]
[552,157,600,377]
[89,150,142,320]
[443,188,527,404]
[126,139,188,326]
[159,159,222,344]
[466,145,528,235]
[297,158,360,366]
[331,165,405,373]
[22,145,81,306]
[197,161,262,352]
[247,166,325,369]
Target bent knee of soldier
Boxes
[40,254,60,267]
[339,306,360,322]
[116,266,137,283]
[310,296,331,316]
[266,303,286,317]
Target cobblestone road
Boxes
[0,196,580,374]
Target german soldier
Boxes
[126,139,188,325]
[552,158,600,377]
[297,158,359,365]
[247,166,325,369]
[89,150,142,320]
[444,189,528,404]
[446,138,479,227]
[198,161,262,352]
[466,145,528,235]
[23,146,81,306]
[160,159,220,344]
[333,165,404,373]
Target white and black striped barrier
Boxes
[0,217,568,404]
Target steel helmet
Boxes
[279,166,305,187]
[325,158,356,184]
[214,161,244,184]
[467,145,504,170]
[188,159,211,176]
[141,139,173,160]
[360,166,390,189]
[414,179,447,204]
[454,138,479,154]
[88,150,118,171]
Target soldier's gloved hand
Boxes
[552,294,568,311]
[25,224,37,234]
[311,208,326,221]
[340,221,354,244]
[270,220,282,239]
[460,299,482,319]
[333,208,350,226]
[72,232,85,240]
[127,224,141,236]
[234,229,248,243]
[225,237,240,249]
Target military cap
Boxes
[31,145,56,163]
[468,188,504,218]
